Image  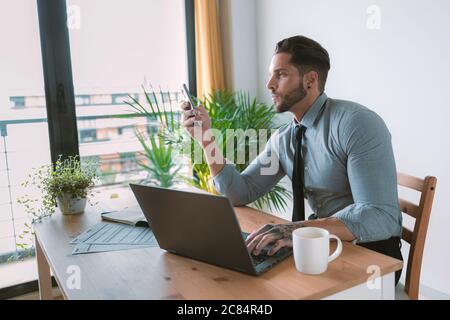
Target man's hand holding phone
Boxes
[180,85,212,148]
[180,84,225,177]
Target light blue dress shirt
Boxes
[213,93,402,243]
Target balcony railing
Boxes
[0,111,176,262]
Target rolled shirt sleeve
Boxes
[213,133,286,206]
[333,110,403,243]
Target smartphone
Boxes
[182,83,197,109]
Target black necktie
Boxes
[292,125,306,222]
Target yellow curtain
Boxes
[194,0,225,100]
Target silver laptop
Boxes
[129,183,292,275]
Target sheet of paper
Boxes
[72,243,154,255]
[70,222,159,255]
[71,222,155,245]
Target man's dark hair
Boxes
[275,35,330,93]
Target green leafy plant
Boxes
[47,156,98,200]
[123,86,183,188]
[12,155,99,260]
[135,131,182,188]
[124,86,182,143]
[124,88,292,213]
[17,155,99,221]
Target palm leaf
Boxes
[142,85,161,122]
[158,86,170,129]
[254,185,293,213]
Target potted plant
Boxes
[18,155,99,219]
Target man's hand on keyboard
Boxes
[245,222,304,256]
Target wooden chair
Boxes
[396,172,437,300]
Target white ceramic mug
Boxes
[292,227,342,275]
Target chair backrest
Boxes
[397,172,437,299]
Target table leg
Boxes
[381,272,395,300]
[35,235,53,300]
[323,272,395,299]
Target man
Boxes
[181,35,403,284]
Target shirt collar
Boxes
[293,92,328,129]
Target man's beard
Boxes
[274,82,307,113]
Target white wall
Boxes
[219,0,258,97]
[229,0,450,295]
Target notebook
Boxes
[101,205,148,227]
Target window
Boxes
[9,97,25,109]
[0,0,51,289]
[68,0,188,188]
[0,0,193,295]
[79,129,98,143]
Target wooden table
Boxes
[34,203,402,300]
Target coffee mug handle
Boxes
[328,235,343,263]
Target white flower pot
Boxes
[57,194,87,215]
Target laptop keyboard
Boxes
[251,253,270,265]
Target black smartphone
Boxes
[182,83,197,109]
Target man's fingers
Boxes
[245,223,294,256]
[182,109,197,120]
[182,117,197,128]
[267,239,292,256]
[180,101,192,110]
[253,234,279,256]
[181,101,205,112]
[196,105,206,113]
[245,224,273,245]
[182,105,207,122]
[246,234,264,254]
